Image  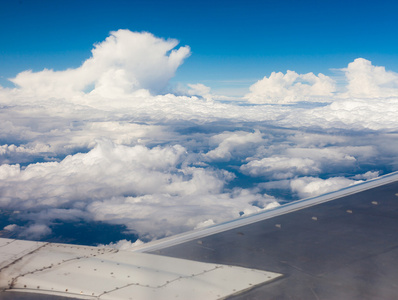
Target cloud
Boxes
[187,83,213,101]
[290,176,360,199]
[245,71,336,104]
[205,130,264,161]
[353,171,379,180]
[98,239,145,251]
[10,30,191,98]
[19,224,52,240]
[0,163,20,180]
[240,156,320,179]
[343,58,398,98]
[4,224,19,231]
[0,140,190,208]
[86,188,278,239]
[244,58,398,104]
[0,139,278,240]
[240,144,378,180]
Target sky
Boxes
[2,0,398,94]
[1,0,398,248]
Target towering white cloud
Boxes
[245,71,336,104]
[10,30,191,98]
[343,58,398,98]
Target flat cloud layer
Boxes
[1,30,398,244]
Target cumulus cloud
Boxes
[187,83,213,101]
[343,58,398,98]
[19,224,52,240]
[205,130,263,161]
[353,171,379,180]
[0,139,278,240]
[4,224,19,232]
[240,144,378,180]
[86,188,278,239]
[98,239,145,251]
[0,140,190,208]
[245,70,336,104]
[245,58,398,104]
[240,156,320,179]
[10,30,191,98]
[290,176,360,199]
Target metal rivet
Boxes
[275,224,281,228]
[347,210,353,214]
[312,216,318,221]
[372,201,378,205]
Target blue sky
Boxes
[1,0,398,94]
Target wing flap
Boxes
[0,238,282,299]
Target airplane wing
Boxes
[1,171,398,299]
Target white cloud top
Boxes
[245,71,336,104]
[10,30,191,98]
[343,58,398,98]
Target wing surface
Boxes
[0,238,280,299]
